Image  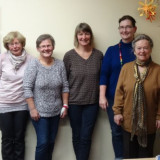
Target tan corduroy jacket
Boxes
[113,61,160,134]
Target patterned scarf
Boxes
[131,59,151,147]
[8,49,27,73]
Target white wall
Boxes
[0,0,160,159]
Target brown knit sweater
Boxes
[63,48,103,105]
[113,61,160,134]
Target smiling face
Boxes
[134,39,152,62]
[37,39,54,58]
[119,19,137,43]
[77,31,91,47]
[8,38,23,56]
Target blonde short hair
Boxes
[3,31,26,50]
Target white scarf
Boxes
[8,49,27,72]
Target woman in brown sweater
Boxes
[113,34,160,159]
[63,23,103,160]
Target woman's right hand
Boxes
[30,108,40,121]
[99,96,109,111]
[114,114,123,126]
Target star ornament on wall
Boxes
[138,0,157,22]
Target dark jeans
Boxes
[68,103,99,160]
[107,99,123,159]
[0,110,29,160]
[123,130,155,159]
[31,115,60,160]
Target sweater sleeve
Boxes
[113,65,126,115]
[0,53,6,78]
[0,54,2,78]
[99,47,112,85]
[23,58,38,98]
[60,61,69,93]
[63,52,70,80]
[156,66,160,120]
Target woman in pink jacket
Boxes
[0,31,31,160]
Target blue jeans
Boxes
[107,99,123,159]
[69,103,99,160]
[31,115,60,160]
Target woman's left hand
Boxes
[156,120,160,129]
[60,107,68,119]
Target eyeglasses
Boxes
[118,25,133,30]
[39,45,53,49]
[8,42,21,47]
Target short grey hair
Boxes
[36,34,55,48]
[132,34,153,50]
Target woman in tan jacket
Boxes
[113,34,160,159]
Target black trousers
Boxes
[0,111,29,160]
[123,130,155,159]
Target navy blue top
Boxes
[100,40,136,100]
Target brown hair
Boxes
[119,15,136,27]
[74,23,94,47]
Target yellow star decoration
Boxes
[138,0,157,22]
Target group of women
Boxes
[0,19,160,160]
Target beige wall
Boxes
[0,0,160,159]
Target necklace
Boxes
[119,43,123,66]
